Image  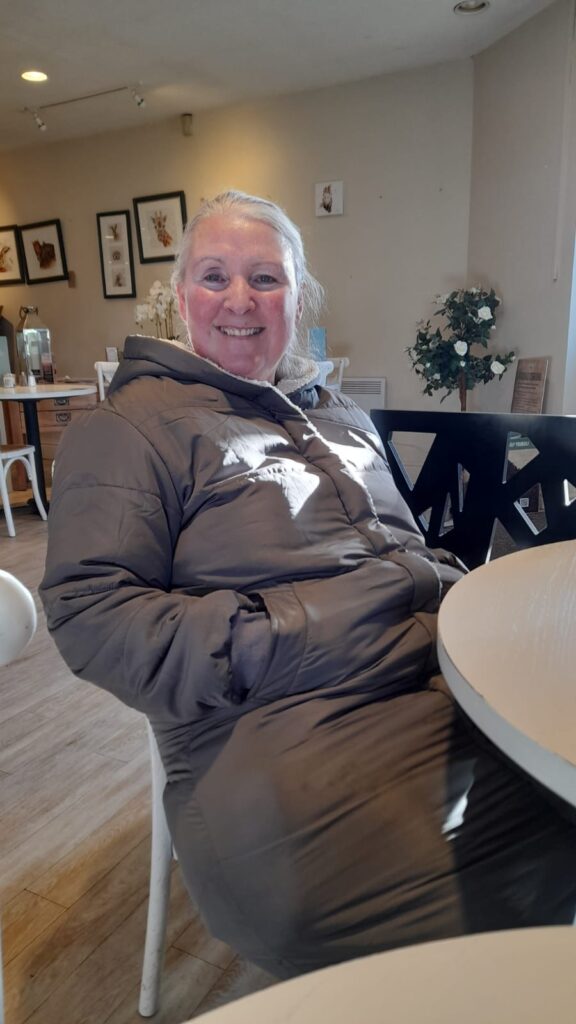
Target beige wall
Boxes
[0,60,473,409]
[468,0,576,413]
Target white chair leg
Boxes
[23,455,47,522]
[0,464,15,537]
[139,720,173,1018]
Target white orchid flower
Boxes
[477,306,493,321]
[454,340,468,356]
[491,360,505,375]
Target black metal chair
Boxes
[371,410,576,569]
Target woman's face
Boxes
[176,213,301,382]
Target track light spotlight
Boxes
[131,89,146,108]
[28,108,47,131]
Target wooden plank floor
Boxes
[0,508,273,1023]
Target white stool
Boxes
[0,445,47,537]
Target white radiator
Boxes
[340,377,386,416]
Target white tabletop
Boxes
[191,928,576,1023]
[437,540,576,806]
[0,383,97,400]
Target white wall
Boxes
[0,61,473,409]
[468,0,576,413]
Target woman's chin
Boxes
[219,358,273,382]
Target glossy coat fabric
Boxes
[41,336,576,976]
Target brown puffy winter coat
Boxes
[41,336,576,977]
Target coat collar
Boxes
[111,335,321,403]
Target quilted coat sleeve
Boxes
[40,408,262,722]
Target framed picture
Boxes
[315,181,344,217]
[133,190,187,263]
[96,210,136,299]
[0,225,25,286]
[19,219,69,284]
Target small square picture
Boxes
[315,181,344,217]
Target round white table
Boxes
[190,928,576,1023]
[0,382,97,508]
[437,540,576,807]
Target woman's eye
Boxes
[253,273,277,285]
[203,271,226,284]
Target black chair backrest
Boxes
[371,410,576,569]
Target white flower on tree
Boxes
[477,306,493,321]
[491,360,505,375]
[454,340,468,356]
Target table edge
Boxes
[437,635,576,807]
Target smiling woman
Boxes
[41,189,576,987]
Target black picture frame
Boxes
[96,210,136,299]
[0,224,25,286]
[133,190,187,263]
[19,218,69,284]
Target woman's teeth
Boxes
[218,326,263,336]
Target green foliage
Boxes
[407,287,515,405]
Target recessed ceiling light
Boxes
[454,1,490,12]
[21,70,48,82]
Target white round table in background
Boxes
[190,928,576,1023]
[0,382,97,508]
[437,540,576,807]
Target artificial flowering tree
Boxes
[407,287,515,411]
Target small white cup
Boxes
[2,373,16,388]
[27,373,37,388]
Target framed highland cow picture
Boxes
[133,191,187,263]
[19,219,69,284]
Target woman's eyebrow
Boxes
[193,255,224,265]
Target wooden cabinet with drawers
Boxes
[35,392,97,483]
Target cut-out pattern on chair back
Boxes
[371,410,576,569]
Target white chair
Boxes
[0,444,47,537]
[315,360,334,386]
[0,570,38,1024]
[139,719,174,1017]
[94,361,119,402]
[325,357,350,390]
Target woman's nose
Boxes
[224,277,255,314]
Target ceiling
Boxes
[1,0,554,152]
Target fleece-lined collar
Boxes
[110,335,321,401]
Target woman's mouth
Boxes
[216,326,264,337]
